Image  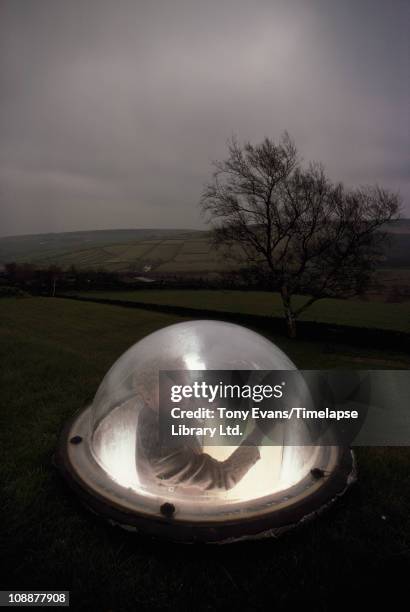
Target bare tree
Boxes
[201,133,400,337]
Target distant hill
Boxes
[0,228,203,267]
[382,218,410,234]
[0,222,409,273]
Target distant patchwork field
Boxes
[1,223,410,273]
[0,230,237,273]
[44,238,238,273]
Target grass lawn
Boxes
[68,289,410,333]
[0,297,409,610]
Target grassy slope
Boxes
[0,229,202,265]
[1,224,410,272]
[70,289,410,333]
[0,297,409,610]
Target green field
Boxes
[6,236,235,274]
[68,289,410,333]
[1,223,410,273]
[1,297,409,609]
[0,230,233,274]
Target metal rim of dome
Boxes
[55,405,356,544]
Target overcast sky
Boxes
[0,0,408,236]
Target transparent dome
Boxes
[88,320,320,506]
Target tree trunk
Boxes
[284,306,297,338]
[280,287,297,338]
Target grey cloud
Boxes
[0,0,408,236]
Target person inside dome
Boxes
[134,361,264,492]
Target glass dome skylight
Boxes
[56,320,355,542]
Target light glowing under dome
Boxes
[56,320,355,542]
